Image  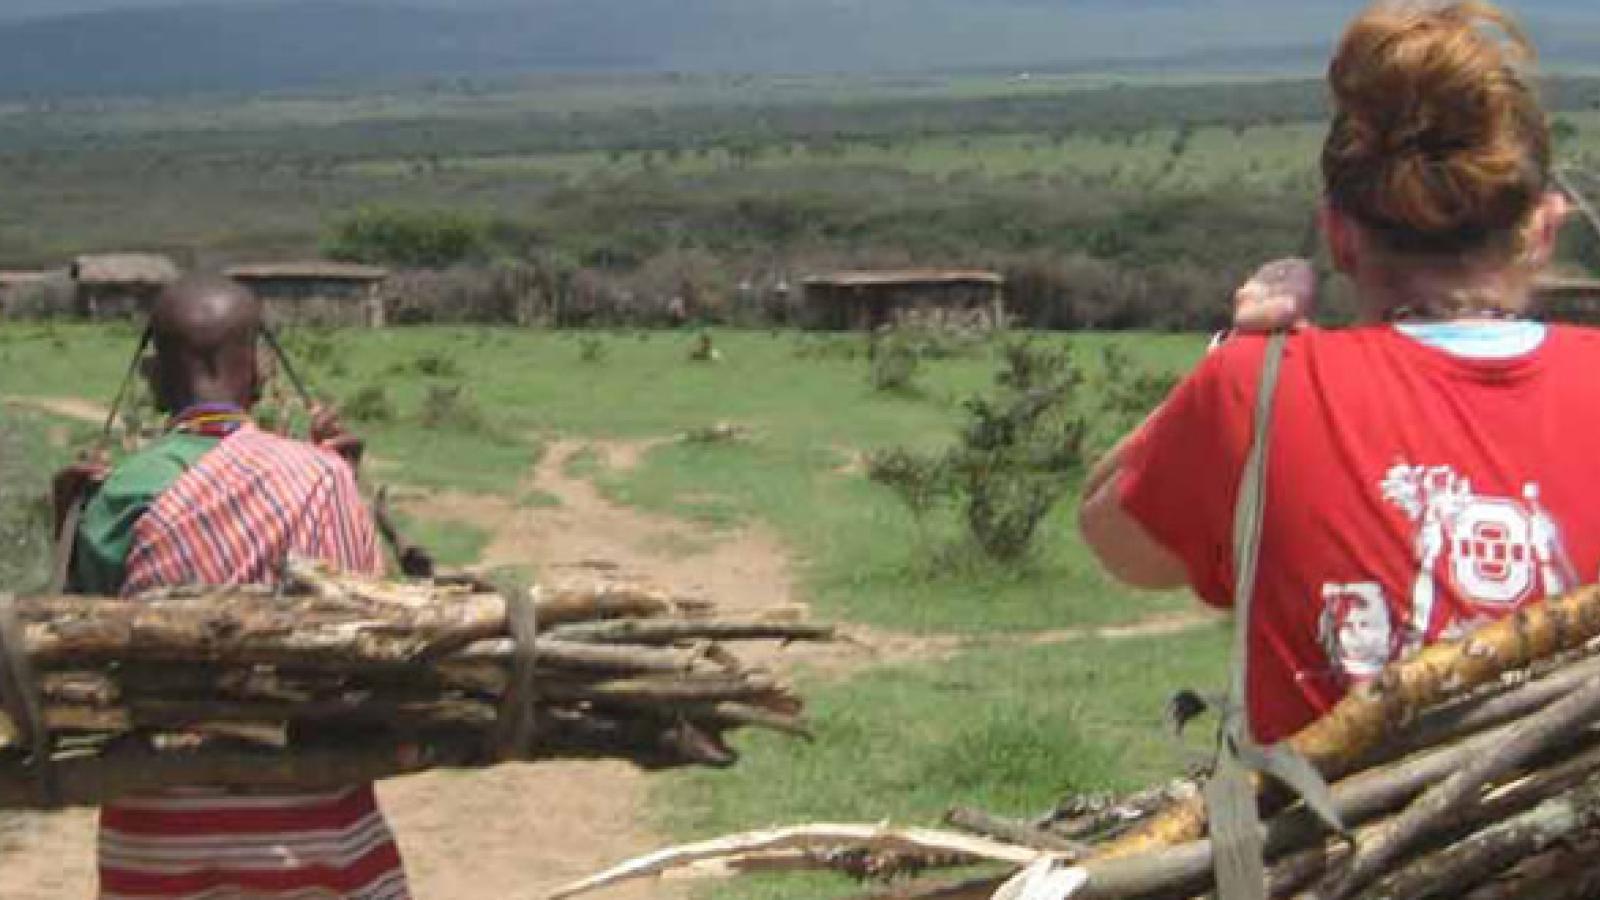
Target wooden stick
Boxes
[1097,584,1600,859]
[1307,676,1600,900]
[1349,651,1600,774]
[0,733,483,808]
[1057,721,1600,900]
[945,808,1088,854]
[547,619,836,646]
[543,824,1055,900]
[1461,829,1600,900]
[1357,774,1600,900]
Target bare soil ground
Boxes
[1,396,112,425]
[0,427,1214,898]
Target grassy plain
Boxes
[0,323,1224,898]
[3,72,1597,279]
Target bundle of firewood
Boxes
[0,558,830,809]
[550,584,1600,900]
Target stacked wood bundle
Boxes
[552,583,1600,900]
[0,558,831,809]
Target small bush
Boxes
[865,447,949,522]
[412,352,463,378]
[793,336,863,361]
[418,384,489,433]
[323,207,494,268]
[868,331,922,395]
[342,384,395,423]
[869,341,1089,563]
[1092,346,1179,453]
[578,336,608,364]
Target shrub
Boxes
[323,208,494,268]
[1095,346,1178,435]
[412,351,463,378]
[578,336,608,364]
[865,447,949,522]
[868,330,922,395]
[869,341,1089,563]
[418,383,489,433]
[342,384,395,423]
[949,344,1088,561]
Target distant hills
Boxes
[0,0,1596,97]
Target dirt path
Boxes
[1,395,113,426]
[383,438,807,900]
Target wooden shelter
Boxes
[801,269,1006,331]
[71,253,179,318]
[0,270,51,317]
[226,262,390,327]
[1536,274,1600,324]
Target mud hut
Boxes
[0,271,52,317]
[71,253,179,318]
[225,262,390,327]
[1536,274,1600,324]
[801,269,1005,331]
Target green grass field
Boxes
[0,323,1226,898]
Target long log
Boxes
[1461,829,1600,900]
[946,807,1089,854]
[19,589,507,666]
[547,619,836,646]
[1096,583,1600,859]
[1032,724,1600,900]
[43,696,499,733]
[0,732,483,808]
[1349,650,1600,772]
[1273,739,1600,899]
[545,824,1051,900]
[1355,774,1600,900]
[1308,675,1600,899]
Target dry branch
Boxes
[551,586,1600,900]
[1098,584,1600,859]
[0,560,828,807]
[544,824,1054,900]
[1308,675,1600,899]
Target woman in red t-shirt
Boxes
[1079,0,1593,744]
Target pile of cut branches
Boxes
[0,558,830,809]
[553,583,1600,900]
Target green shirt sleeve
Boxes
[68,433,219,596]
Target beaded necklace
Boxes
[169,402,250,439]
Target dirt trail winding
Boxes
[383,438,806,900]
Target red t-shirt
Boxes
[1119,324,1600,743]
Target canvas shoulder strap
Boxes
[1206,332,1344,900]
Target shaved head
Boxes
[148,276,263,413]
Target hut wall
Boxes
[76,285,160,319]
[802,281,1005,331]
[247,279,382,327]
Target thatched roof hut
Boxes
[225,261,391,327]
[70,253,180,318]
[0,270,54,317]
[801,269,1005,331]
[71,253,179,288]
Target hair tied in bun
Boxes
[1322,1,1550,255]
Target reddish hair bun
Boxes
[1322,1,1550,254]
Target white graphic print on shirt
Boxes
[1317,464,1576,683]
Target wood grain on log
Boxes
[1097,584,1600,860]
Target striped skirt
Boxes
[98,784,408,899]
